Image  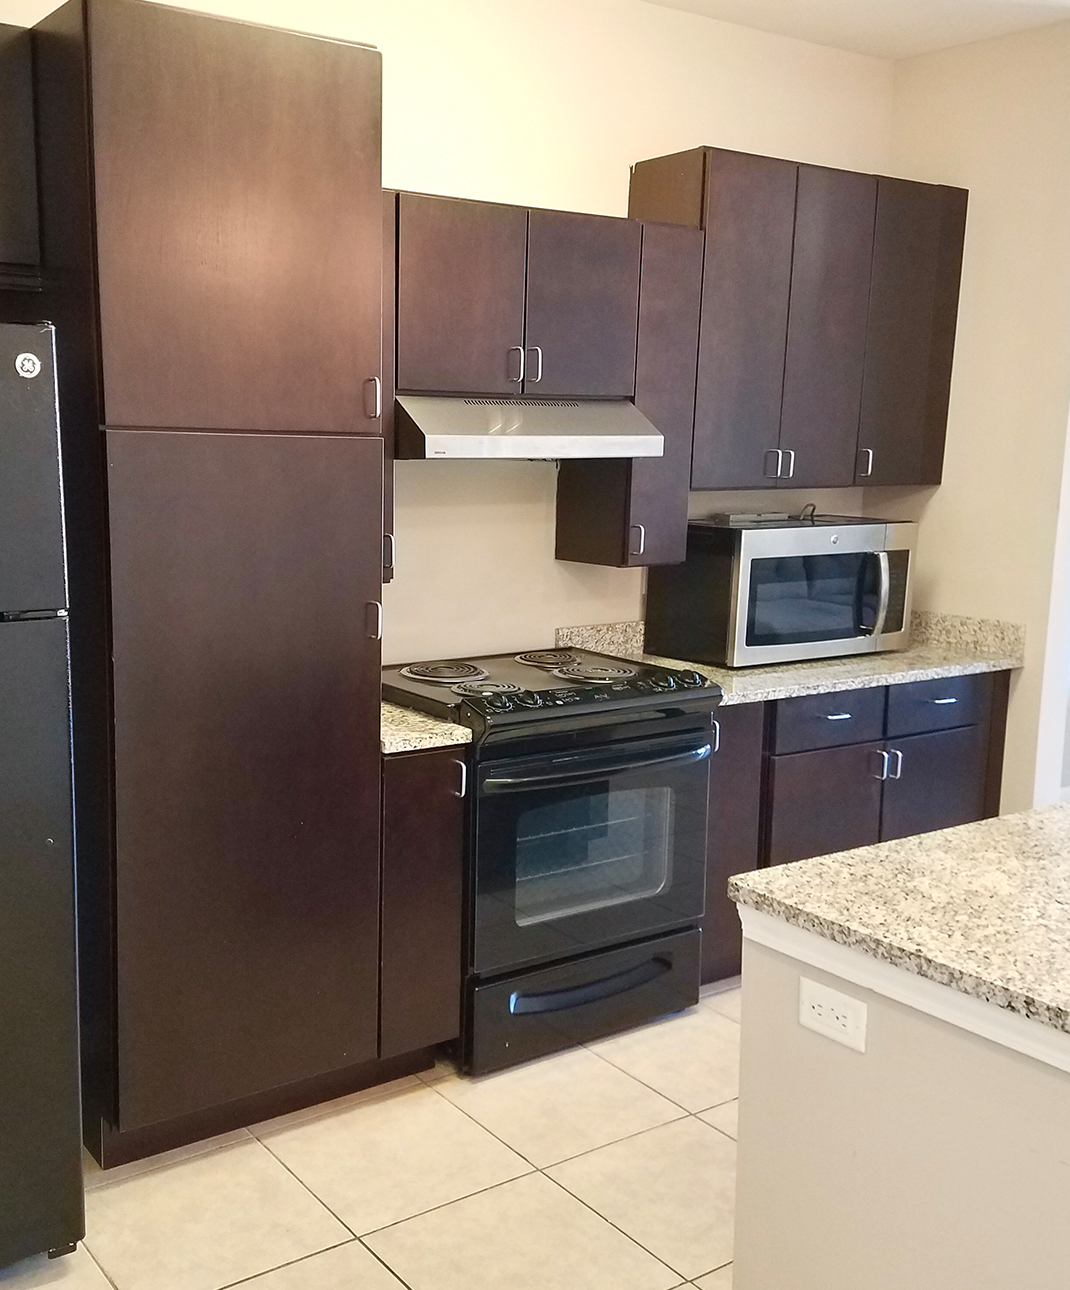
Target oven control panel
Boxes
[475,670,709,713]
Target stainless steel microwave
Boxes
[644,514,917,668]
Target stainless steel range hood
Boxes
[395,395,664,460]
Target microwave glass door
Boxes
[473,731,711,975]
[746,552,883,647]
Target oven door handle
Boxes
[482,743,712,792]
[509,956,671,1016]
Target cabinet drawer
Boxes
[886,673,990,738]
[773,687,885,754]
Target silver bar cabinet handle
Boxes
[367,601,383,641]
[509,346,525,383]
[364,375,382,419]
[858,448,874,478]
[528,346,543,383]
[629,524,646,556]
[764,449,783,479]
[873,750,890,781]
[931,697,959,705]
[781,449,796,479]
[711,720,721,754]
[383,532,396,573]
[825,712,853,721]
[889,749,904,780]
[456,761,468,798]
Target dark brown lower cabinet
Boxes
[107,430,384,1132]
[881,725,988,841]
[702,703,764,983]
[766,740,885,866]
[380,748,467,1058]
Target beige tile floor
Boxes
[1,983,740,1290]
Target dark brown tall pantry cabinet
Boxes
[24,0,395,1165]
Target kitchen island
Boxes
[728,804,1070,1290]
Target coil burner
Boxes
[552,663,640,685]
[514,650,581,669]
[452,681,525,697]
[399,662,489,685]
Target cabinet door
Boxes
[856,177,968,485]
[881,726,988,843]
[779,166,876,488]
[691,150,797,489]
[90,0,382,434]
[108,430,383,1131]
[766,741,884,866]
[396,193,527,394]
[380,749,466,1059]
[553,221,703,568]
[382,191,397,582]
[524,208,641,397]
[702,703,764,983]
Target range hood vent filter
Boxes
[395,394,664,461]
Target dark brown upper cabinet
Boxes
[395,193,641,399]
[629,147,967,492]
[555,221,703,566]
[856,177,968,486]
[687,149,797,490]
[396,193,528,395]
[525,209,641,398]
[778,165,876,489]
[86,0,382,434]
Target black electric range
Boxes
[381,647,722,746]
[382,649,724,1074]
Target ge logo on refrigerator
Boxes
[15,353,42,379]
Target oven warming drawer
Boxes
[463,928,700,1074]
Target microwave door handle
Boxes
[483,743,712,792]
[872,550,891,637]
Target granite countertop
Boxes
[381,702,471,755]
[730,803,1070,1035]
[556,611,1023,706]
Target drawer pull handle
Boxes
[930,697,958,705]
[825,712,853,721]
[509,957,670,1016]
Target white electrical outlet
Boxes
[798,976,867,1052]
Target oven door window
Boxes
[474,732,711,975]
[514,783,673,926]
[746,552,879,646]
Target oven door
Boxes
[728,522,914,666]
[473,730,712,976]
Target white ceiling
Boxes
[642,0,1070,59]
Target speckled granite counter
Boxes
[381,702,471,755]
[556,611,1023,706]
[730,803,1070,1035]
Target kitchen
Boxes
[1,1,1069,1288]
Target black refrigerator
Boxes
[0,322,84,1265]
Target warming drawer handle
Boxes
[509,956,671,1016]
[483,743,712,792]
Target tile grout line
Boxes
[81,1240,121,1290]
[253,1135,359,1240]
[538,1169,688,1283]
[579,1038,726,1116]
[211,1239,360,1290]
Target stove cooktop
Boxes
[382,648,722,732]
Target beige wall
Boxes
[872,23,1070,809]
[25,0,889,663]
[735,940,1070,1289]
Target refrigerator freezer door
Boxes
[0,322,67,614]
[0,617,83,1264]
